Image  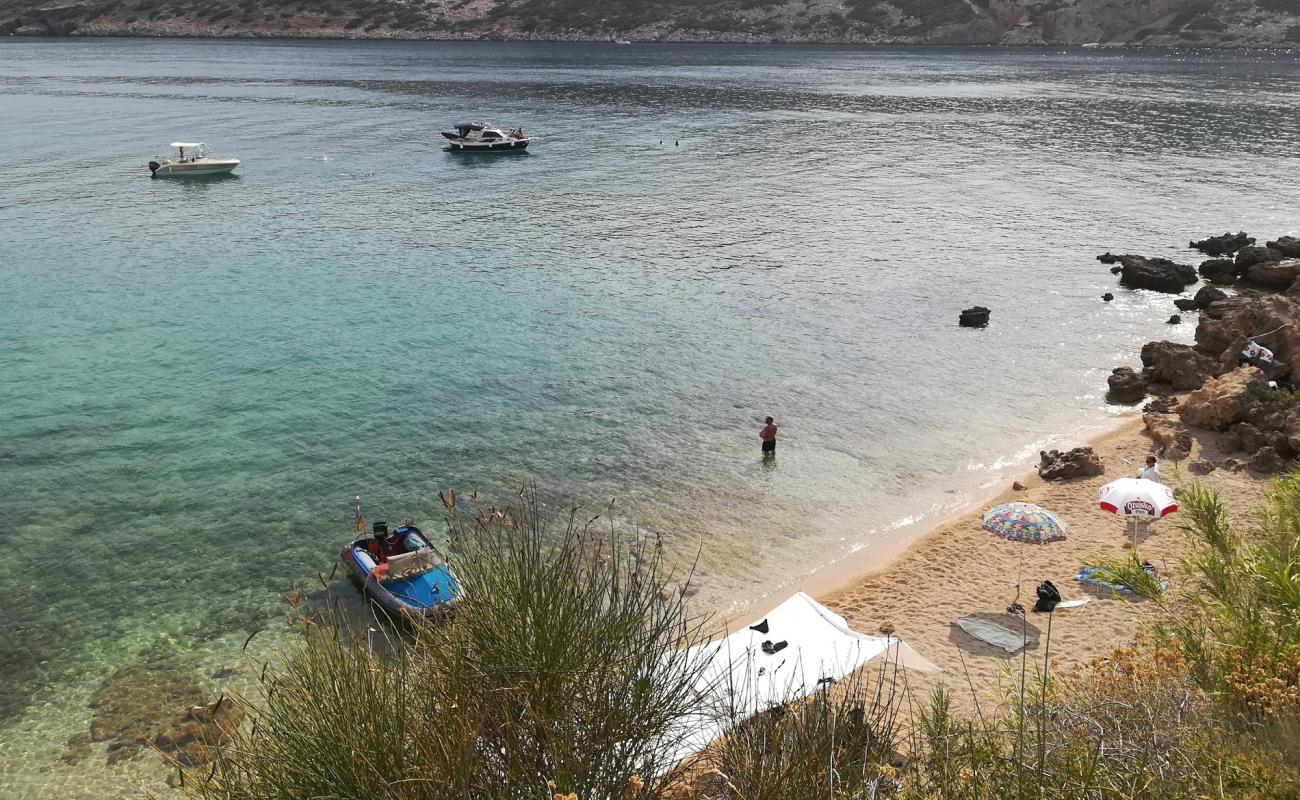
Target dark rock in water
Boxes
[1235,245,1283,270]
[1174,298,1199,312]
[1188,459,1216,476]
[1141,341,1216,391]
[959,306,990,327]
[88,658,207,765]
[1246,260,1300,290]
[1167,314,1182,324]
[61,733,92,766]
[1107,366,1147,404]
[1110,266,1123,275]
[1116,255,1198,293]
[1098,252,1121,264]
[1102,292,1114,302]
[1198,258,1239,285]
[1190,231,1254,256]
[1249,445,1285,473]
[1268,236,1300,258]
[153,697,245,768]
[1038,447,1104,481]
[1193,285,1228,309]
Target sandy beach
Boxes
[803,414,1267,707]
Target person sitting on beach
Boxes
[760,416,778,456]
[1139,455,1161,482]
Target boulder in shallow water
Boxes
[1177,365,1267,431]
[1107,366,1147,404]
[1236,245,1283,270]
[1246,260,1300,290]
[1174,298,1199,312]
[1038,447,1104,480]
[1198,258,1239,285]
[1268,236,1300,258]
[1167,314,1182,325]
[87,657,207,765]
[1117,255,1198,293]
[959,306,990,327]
[1102,292,1114,302]
[1193,285,1228,309]
[1190,231,1254,256]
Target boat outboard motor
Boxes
[148,161,160,177]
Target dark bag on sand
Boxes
[1034,580,1061,613]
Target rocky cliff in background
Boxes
[3,0,1300,45]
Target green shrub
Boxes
[704,667,902,799]
[899,645,1297,799]
[178,491,715,799]
[1174,477,1300,718]
[1091,552,1165,600]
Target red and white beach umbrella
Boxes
[1098,477,1177,543]
[1098,478,1177,517]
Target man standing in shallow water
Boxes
[760,416,778,457]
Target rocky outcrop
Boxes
[1038,447,1103,480]
[959,306,990,327]
[1107,366,1146,404]
[1194,294,1300,376]
[1112,255,1197,293]
[1143,412,1192,460]
[1177,365,1266,431]
[1198,258,1239,285]
[1140,340,1216,390]
[1268,237,1300,258]
[1190,231,1253,256]
[1188,459,1216,475]
[1193,285,1229,309]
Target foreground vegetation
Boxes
[176,477,1300,798]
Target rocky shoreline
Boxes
[5,0,1300,47]
[1102,232,1300,476]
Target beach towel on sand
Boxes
[1076,566,1168,595]
[953,616,1029,653]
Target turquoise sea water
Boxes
[2,38,1300,797]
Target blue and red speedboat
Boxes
[342,515,460,620]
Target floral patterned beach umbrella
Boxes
[981,502,1070,545]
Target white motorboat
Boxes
[148,142,240,177]
[440,123,533,152]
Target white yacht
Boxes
[440,123,533,152]
[148,143,240,177]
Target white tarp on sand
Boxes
[662,591,939,768]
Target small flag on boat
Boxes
[354,495,364,532]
